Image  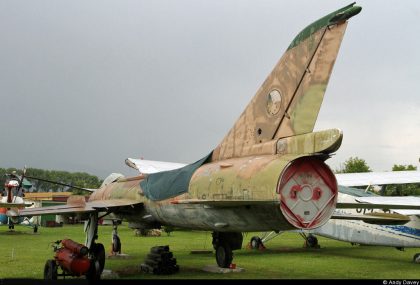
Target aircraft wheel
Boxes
[44,259,57,280]
[33,225,38,233]
[215,243,233,268]
[413,253,420,264]
[92,243,106,274]
[306,235,319,248]
[250,236,262,249]
[86,259,101,281]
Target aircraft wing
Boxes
[331,212,410,225]
[335,171,420,187]
[125,158,186,174]
[16,199,142,217]
[354,196,420,216]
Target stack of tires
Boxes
[140,245,179,275]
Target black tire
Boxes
[112,235,121,254]
[250,236,262,249]
[86,259,101,282]
[306,235,318,248]
[33,225,38,233]
[413,253,420,263]
[44,259,57,280]
[215,243,233,268]
[92,243,106,274]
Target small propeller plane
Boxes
[15,3,420,280]
[313,172,420,259]
[0,170,36,232]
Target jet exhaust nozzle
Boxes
[278,157,338,230]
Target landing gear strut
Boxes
[111,220,121,255]
[212,232,243,268]
[7,217,14,230]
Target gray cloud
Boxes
[1,0,419,178]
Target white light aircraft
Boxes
[247,171,420,263]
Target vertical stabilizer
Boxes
[212,3,361,161]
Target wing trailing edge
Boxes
[16,199,143,217]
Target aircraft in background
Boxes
[336,171,420,193]
[16,3,417,280]
[0,170,37,232]
[247,171,420,263]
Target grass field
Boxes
[0,223,419,280]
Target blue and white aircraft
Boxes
[249,171,420,262]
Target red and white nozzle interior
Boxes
[278,157,337,229]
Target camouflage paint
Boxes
[212,5,356,161]
[89,176,144,204]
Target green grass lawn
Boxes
[0,223,419,279]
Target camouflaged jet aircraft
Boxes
[17,3,420,280]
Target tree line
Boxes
[0,167,102,193]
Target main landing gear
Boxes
[248,231,283,250]
[302,233,320,249]
[111,220,122,255]
[212,232,243,268]
[247,231,319,250]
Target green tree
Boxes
[336,157,371,173]
[383,164,420,196]
[392,164,417,171]
[0,167,102,193]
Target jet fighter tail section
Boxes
[212,3,361,161]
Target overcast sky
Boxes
[1,0,419,179]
